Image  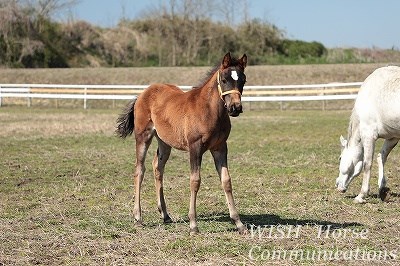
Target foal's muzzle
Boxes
[219,85,243,117]
[228,103,243,117]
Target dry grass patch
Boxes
[0,64,388,86]
[0,108,115,138]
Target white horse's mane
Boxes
[347,109,360,143]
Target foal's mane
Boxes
[194,56,244,89]
[194,65,219,89]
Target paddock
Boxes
[1,106,399,265]
[0,82,360,111]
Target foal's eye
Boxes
[222,79,227,84]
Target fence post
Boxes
[28,86,31,107]
[0,86,2,107]
[322,86,326,111]
[84,87,87,109]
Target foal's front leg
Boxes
[188,145,203,235]
[211,143,247,234]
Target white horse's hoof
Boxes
[379,187,390,202]
[353,196,366,204]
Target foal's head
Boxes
[217,52,247,117]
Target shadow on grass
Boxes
[239,213,363,229]
[388,192,400,198]
[344,191,400,201]
[143,212,364,233]
[196,212,363,231]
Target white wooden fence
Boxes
[0,82,362,109]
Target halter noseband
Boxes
[217,70,242,101]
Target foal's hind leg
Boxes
[211,143,247,234]
[377,138,398,201]
[133,125,154,225]
[152,136,172,223]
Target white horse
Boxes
[336,66,400,203]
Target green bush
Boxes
[278,40,327,59]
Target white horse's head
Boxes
[336,135,363,192]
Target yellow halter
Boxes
[217,71,242,101]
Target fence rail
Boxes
[0,82,362,109]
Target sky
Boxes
[68,0,400,49]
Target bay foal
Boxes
[116,52,248,234]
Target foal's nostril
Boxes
[228,104,243,116]
[234,103,242,113]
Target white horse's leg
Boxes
[354,138,375,203]
[377,138,398,201]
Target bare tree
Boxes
[0,1,19,65]
[218,0,248,25]
[19,0,80,18]
[0,0,79,66]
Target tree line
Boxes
[0,0,396,68]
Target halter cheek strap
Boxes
[217,71,242,101]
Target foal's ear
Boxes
[222,52,232,68]
[239,54,247,69]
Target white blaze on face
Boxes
[231,70,238,81]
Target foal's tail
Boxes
[116,98,136,138]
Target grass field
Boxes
[1,106,400,265]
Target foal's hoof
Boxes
[189,227,199,236]
[134,220,144,227]
[238,225,249,235]
[379,187,391,202]
[163,215,173,224]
